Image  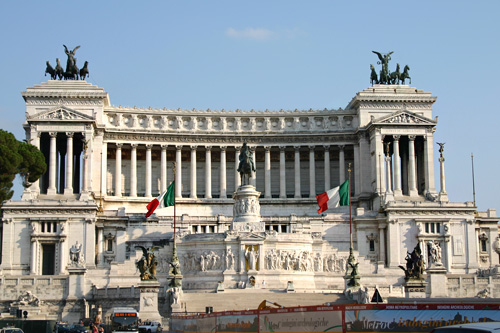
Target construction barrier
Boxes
[171,303,500,333]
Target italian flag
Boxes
[316,180,349,214]
[146,181,175,217]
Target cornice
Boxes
[103,132,358,145]
[105,106,351,116]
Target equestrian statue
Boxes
[237,142,256,186]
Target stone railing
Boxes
[447,275,500,298]
[0,276,67,301]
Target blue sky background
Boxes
[0,1,499,212]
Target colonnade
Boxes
[31,131,87,196]
[379,134,436,197]
[102,143,353,199]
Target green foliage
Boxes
[18,141,47,183]
[0,130,46,206]
[0,130,22,203]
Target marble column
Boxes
[176,146,182,198]
[250,149,256,187]
[48,132,58,195]
[424,133,437,196]
[279,146,286,199]
[130,144,137,197]
[378,225,386,265]
[235,147,241,190]
[392,136,402,196]
[385,151,393,194]
[64,132,74,195]
[115,143,122,197]
[82,130,92,194]
[161,145,167,193]
[438,153,449,202]
[353,144,360,195]
[145,144,152,197]
[220,146,227,198]
[408,135,418,196]
[97,228,104,265]
[294,146,301,198]
[264,146,271,198]
[30,240,37,274]
[101,142,107,196]
[59,239,66,274]
[190,145,197,199]
[309,146,316,198]
[339,145,345,184]
[205,146,212,199]
[324,145,330,191]
[30,129,41,194]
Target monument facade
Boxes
[1,73,499,319]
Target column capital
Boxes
[264,146,271,151]
[49,132,58,138]
[220,145,227,151]
[161,144,168,149]
[308,145,315,151]
[175,145,183,151]
[234,146,241,152]
[393,135,401,141]
[294,145,301,151]
[145,144,153,150]
[205,145,212,151]
[323,145,330,151]
[116,143,123,148]
[408,135,416,141]
[190,145,198,150]
[65,132,74,138]
[279,146,286,151]
[338,144,345,151]
[130,143,138,148]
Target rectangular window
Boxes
[369,240,375,252]
[107,239,113,252]
[481,239,487,252]
[42,243,55,275]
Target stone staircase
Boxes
[178,289,350,313]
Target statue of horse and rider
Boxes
[370,51,411,85]
[45,45,89,80]
[237,142,256,186]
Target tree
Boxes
[0,130,46,206]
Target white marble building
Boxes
[1,80,499,319]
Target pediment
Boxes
[238,232,266,241]
[372,110,436,125]
[28,106,94,122]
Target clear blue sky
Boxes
[1,1,499,212]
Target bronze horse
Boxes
[45,61,56,80]
[400,65,411,84]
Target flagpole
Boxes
[348,163,352,251]
[173,162,177,241]
[471,153,476,207]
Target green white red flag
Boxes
[146,181,175,217]
[316,180,349,214]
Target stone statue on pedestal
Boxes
[70,241,85,267]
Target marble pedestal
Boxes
[428,266,448,297]
[403,280,428,298]
[138,281,162,321]
[62,267,87,323]
[232,185,264,232]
